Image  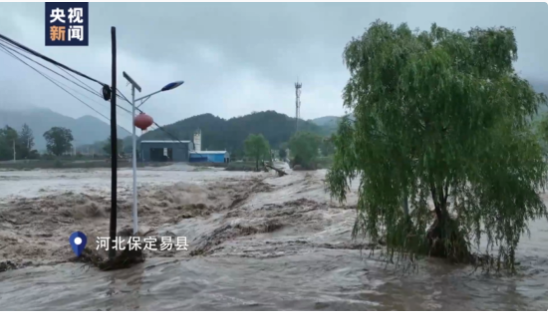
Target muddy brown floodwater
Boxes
[0,163,547,310]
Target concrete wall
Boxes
[141,142,191,162]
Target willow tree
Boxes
[327,21,548,272]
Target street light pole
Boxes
[119,77,184,235]
[131,86,138,235]
[123,71,142,235]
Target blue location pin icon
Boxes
[69,231,87,257]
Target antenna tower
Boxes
[295,82,302,132]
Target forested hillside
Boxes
[141,110,326,155]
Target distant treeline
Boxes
[141,110,335,158]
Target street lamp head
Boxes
[161,81,185,92]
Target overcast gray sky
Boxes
[0,2,547,130]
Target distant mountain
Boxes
[0,107,131,151]
[310,113,354,135]
[310,116,341,135]
[310,116,340,127]
[141,110,325,155]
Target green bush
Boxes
[289,131,322,170]
[316,156,334,169]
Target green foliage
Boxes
[244,133,270,171]
[43,127,74,157]
[311,116,346,136]
[77,136,133,156]
[289,131,322,169]
[122,136,135,155]
[0,124,38,161]
[28,150,40,159]
[316,155,334,169]
[327,20,548,272]
[320,136,335,156]
[18,124,37,159]
[535,114,548,154]
[326,115,358,202]
[103,136,124,156]
[278,146,287,160]
[0,125,18,161]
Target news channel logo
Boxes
[45,2,89,46]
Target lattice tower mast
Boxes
[295,82,302,132]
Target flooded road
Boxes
[0,165,547,310]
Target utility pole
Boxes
[123,71,142,235]
[295,82,302,133]
[109,26,118,261]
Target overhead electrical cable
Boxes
[0,45,132,134]
[0,41,134,117]
[0,35,131,110]
[0,33,107,86]
[0,32,186,146]
[0,39,107,100]
[55,63,105,98]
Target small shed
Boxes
[140,140,193,162]
[189,151,230,163]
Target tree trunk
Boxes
[402,194,409,216]
[426,184,470,261]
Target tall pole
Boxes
[295,82,302,133]
[141,129,145,162]
[109,26,118,261]
[123,71,142,235]
[131,86,138,234]
[296,84,298,132]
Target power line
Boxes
[116,88,130,103]
[0,34,130,109]
[0,44,132,134]
[0,44,108,119]
[36,65,134,119]
[0,40,134,117]
[0,40,105,99]
[0,32,107,87]
[56,62,105,98]
[0,33,186,146]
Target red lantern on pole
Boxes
[134,113,153,131]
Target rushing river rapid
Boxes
[0,165,547,310]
